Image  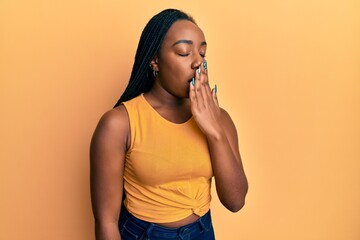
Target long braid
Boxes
[113,9,196,107]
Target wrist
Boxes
[205,126,226,143]
[95,220,121,240]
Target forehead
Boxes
[162,20,205,46]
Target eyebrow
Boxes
[172,40,207,46]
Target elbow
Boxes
[229,187,248,212]
[223,187,248,212]
[227,199,246,213]
[220,179,249,212]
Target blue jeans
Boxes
[118,207,215,240]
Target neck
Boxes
[146,81,189,107]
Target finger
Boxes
[203,59,209,84]
[194,67,206,109]
[200,60,211,92]
[212,84,219,106]
[198,62,212,104]
[189,77,198,108]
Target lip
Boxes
[187,73,196,83]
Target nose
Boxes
[191,56,203,69]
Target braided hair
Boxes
[113,9,196,107]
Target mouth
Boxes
[187,76,195,83]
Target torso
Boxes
[121,92,212,226]
[155,213,200,228]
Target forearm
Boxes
[95,221,121,240]
[207,129,248,212]
[188,59,248,211]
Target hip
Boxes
[118,207,215,240]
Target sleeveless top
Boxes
[122,93,213,223]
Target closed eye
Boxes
[178,53,190,57]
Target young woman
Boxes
[90,9,248,240]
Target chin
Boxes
[181,91,190,99]
[173,94,189,99]
[184,91,190,98]
[172,89,190,99]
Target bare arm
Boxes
[90,106,130,240]
[206,108,248,212]
[189,62,248,212]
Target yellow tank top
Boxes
[122,93,213,223]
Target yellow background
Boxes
[1,0,359,239]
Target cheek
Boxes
[161,60,182,81]
[158,54,190,86]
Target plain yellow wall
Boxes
[1,0,359,239]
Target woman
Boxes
[90,9,248,240]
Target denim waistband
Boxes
[119,207,214,240]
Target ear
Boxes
[149,56,159,71]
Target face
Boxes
[151,20,207,98]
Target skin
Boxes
[90,20,248,240]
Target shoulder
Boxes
[97,105,129,131]
[92,105,130,150]
[101,104,128,123]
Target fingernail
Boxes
[203,60,207,70]
[215,84,217,93]
[192,77,195,86]
[197,67,201,75]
